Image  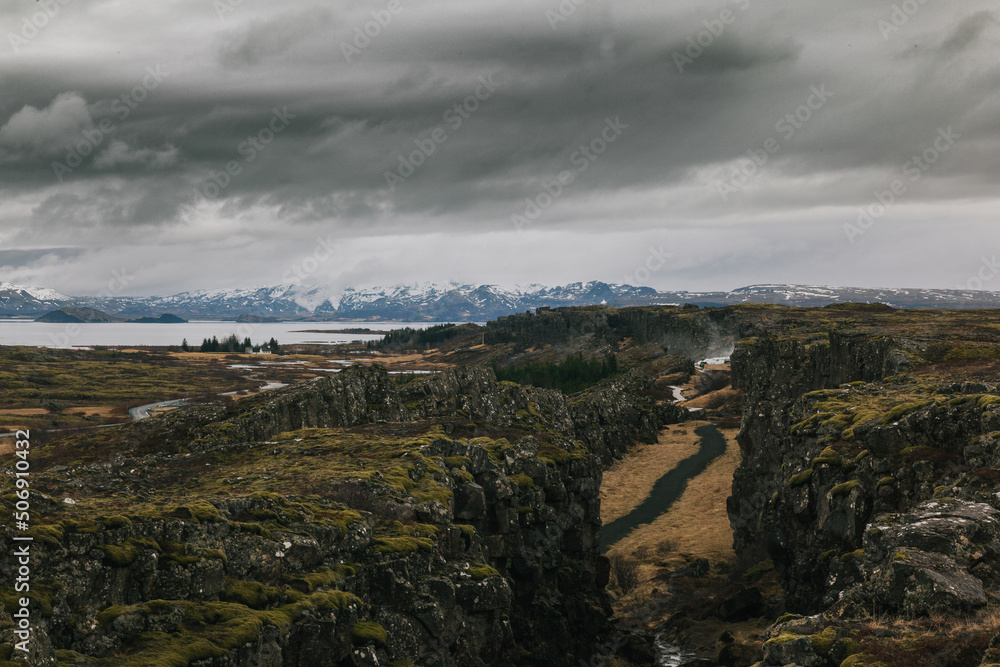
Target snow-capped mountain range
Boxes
[2,281,1000,321]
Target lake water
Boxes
[0,320,450,349]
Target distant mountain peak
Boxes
[3,281,1000,321]
[0,282,69,302]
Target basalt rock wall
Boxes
[728,331,1000,619]
[1,365,675,666]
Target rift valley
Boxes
[4,303,1000,667]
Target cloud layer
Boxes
[0,0,998,295]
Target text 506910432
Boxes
[11,429,34,654]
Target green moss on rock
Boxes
[510,474,535,490]
[744,559,774,583]
[167,501,224,523]
[374,536,434,555]
[222,579,291,609]
[813,446,844,467]
[468,563,500,580]
[789,468,814,488]
[831,480,860,497]
[810,627,838,657]
[352,621,387,646]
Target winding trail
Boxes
[129,398,191,421]
[0,376,282,438]
[600,424,728,551]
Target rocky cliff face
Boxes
[139,365,685,467]
[486,305,740,360]
[727,310,1000,665]
[1,364,674,666]
[728,332,912,570]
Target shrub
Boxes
[492,353,619,395]
[744,559,775,583]
[608,554,640,596]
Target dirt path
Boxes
[601,425,727,550]
[610,427,740,563]
[600,422,708,524]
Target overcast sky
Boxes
[0,0,997,296]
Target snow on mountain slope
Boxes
[0,282,72,316]
[0,282,70,302]
[2,281,1000,320]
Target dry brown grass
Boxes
[600,422,708,523]
[611,427,741,564]
[164,351,229,361]
[354,352,454,370]
[67,406,120,418]
[0,408,50,415]
[854,607,1000,639]
[682,388,741,410]
[0,437,13,455]
[847,607,1000,667]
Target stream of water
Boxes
[655,635,698,666]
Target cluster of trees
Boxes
[370,324,466,351]
[493,353,619,395]
[181,336,279,354]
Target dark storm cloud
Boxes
[663,34,802,74]
[0,247,82,268]
[0,0,998,294]
[938,11,998,55]
[218,6,339,68]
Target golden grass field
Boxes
[600,422,707,524]
[681,388,741,410]
[608,426,741,564]
[601,423,771,659]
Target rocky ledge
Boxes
[727,307,1000,666]
[1,364,680,666]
